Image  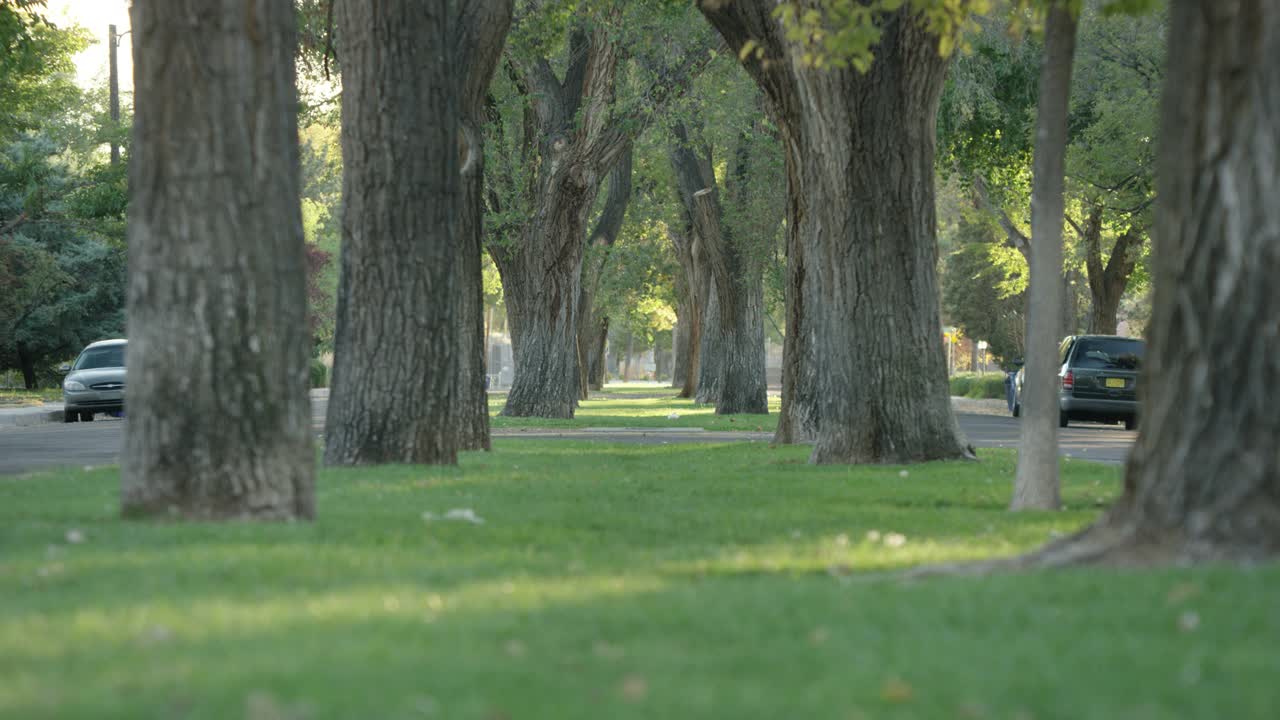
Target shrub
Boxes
[310,358,328,389]
[949,372,1006,399]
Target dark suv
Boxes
[1014,335,1144,430]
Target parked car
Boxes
[60,339,126,422]
[1013,335,1144,430]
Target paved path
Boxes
[0,407,1133,475]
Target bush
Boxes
[949,372,1006,399]
[310,358,328,389]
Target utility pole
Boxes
[108,24,123,166]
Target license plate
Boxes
[1105,378,1126,389]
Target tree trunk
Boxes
[1011,0,1078,510]
[121,0,314,519]
[588,318,609,390]
[672,306,691,389]
[17,343,36,390]
[622,328,634,381]
[1030,0,1280,565]
[1079,204,1143,337]
[324,0,460,465]
[702,5,969,463]
[691,188,767,414]
[667,229,703,399]
[576,144,633,400]
[454,0,512,451]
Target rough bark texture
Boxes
[671,299,693,390]
[702,1,968,462]
[121,0,314,519]
[1012,0,1077,511]
[576,145,632,399]
[454,0,512,451]
[324,0,460,465]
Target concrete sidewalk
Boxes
[0,403,64,428]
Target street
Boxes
[0,411,1134,475]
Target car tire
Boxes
[1058,411,1069,428]
[81,411,94,422]
[1012,403,1020,418]
[64,410,78,423]
[1124,416,1137,431]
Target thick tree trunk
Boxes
[702,2,967,461]
[496,191,589,417]
[695,284,723,404]
[772,169,819,444]
[1012,0,1077,510]
[1025,0,1280,566]
[453,0,512,452]
[121,0,314,519]
[324,0,460,465]
[622,328,634,381]
[691,188,767,414]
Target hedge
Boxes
[949,372,1007,400]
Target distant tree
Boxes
[121,0,314,520]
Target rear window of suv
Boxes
[73,345,125,370]
[1071,338,1143,370]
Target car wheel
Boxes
[81,411,94,422]
[1012,403,1020,418]
[1124,416,1137,431]
[64,410,78,423]
[1058,411,1069,428]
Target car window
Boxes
[73,346,125,370]
[1059,338,1074,365]
[1071,338,1143,370]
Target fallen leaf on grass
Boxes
[880,678,913,703]
[620,674,648,702]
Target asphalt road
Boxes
[0,411,1134,476]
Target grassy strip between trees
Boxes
[0,388,61,406]
[490,386,783,432]
[2,443,1276,719]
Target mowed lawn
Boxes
[2,442,1277,719]
[489,383,782,432]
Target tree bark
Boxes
[1025,0,1280,566]
[121,0,314,519]
[1012,0,1078,511]
[324,0,461,465]
[454,0,513,451]
[671,301,692,390]
[702,2,968,463]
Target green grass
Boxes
[490,384,781,432]
[2,442,1276,719]
[0,388,61,406]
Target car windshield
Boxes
[73,345,125,370]
[1072,338,1143,370]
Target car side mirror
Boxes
[57,363,71,374]
[1013,358,1024,367]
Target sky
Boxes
[46,0,133,92]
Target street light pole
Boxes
[108,24,120,165]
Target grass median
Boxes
[2,442,1276,719]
